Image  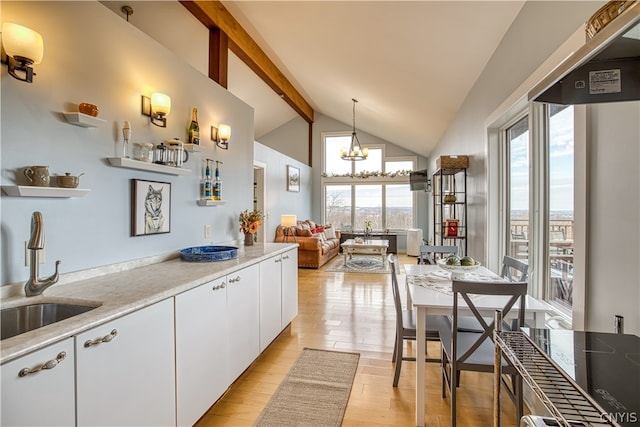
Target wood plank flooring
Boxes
[196,254,519,426]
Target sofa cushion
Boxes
[324,227,337,240]
[296,228,313,237]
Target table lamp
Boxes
[281,215,297,243]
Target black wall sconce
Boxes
[141,93,171,127]
[211,124,231,149]
[1,23,44,83]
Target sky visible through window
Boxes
[510,106,574,215]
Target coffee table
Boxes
[341,239,389,266]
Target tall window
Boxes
[322,134,415,231]
[547,105,574,312]
[506,115,530,260]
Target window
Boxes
[506,115,530,260]
[546,105,574,312]
[322,133,415,231]
[499,104,576,322]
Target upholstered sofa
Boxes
[274,219,341,268]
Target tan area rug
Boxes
[254,348,360,427]
[324,255,390,274]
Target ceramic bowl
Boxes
[437,258,480,280]
[57,172,83,188]
[180,246,239,262]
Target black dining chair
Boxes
[389,255,449,387]
[439,279,527,427]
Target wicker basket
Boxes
[436,155,469,169]
[585,1,635,39]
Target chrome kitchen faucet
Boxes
[25,211,61,296]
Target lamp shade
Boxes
[2,23,44,64]
[218,124,231,141]
[280,215,297,227]
[151,92,171,115]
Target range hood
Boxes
[530,1,640,105]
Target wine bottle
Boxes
[188,108,200,145]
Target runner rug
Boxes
[324,255,390,274]
[254,348,360,427]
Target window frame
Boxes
[321,132,417,231]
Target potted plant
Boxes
[239,209,264,246]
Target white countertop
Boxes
[1,243,297,364]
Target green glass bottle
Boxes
[188,108,200,145]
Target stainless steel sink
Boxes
[1,302,99,340]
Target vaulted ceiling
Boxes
[104,1,525,157]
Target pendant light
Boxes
[341,98,368,161]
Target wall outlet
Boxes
[24,241,45,266]
[204,224,211,239]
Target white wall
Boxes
[254,142,312,238]
[258,116,309,165]
[430,1,640,334]
[0,2,256,285]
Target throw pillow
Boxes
[324,227,337,240]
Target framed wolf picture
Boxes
[131,179,171,236]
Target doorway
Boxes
[253,161,267,243]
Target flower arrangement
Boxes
[239,209,263,235]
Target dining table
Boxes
[403,263,552,427]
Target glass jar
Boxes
[132,142,153,162]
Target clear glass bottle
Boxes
[188,108,200,145]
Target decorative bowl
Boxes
[180,246,239,262]
[437,258,480,280]
[57,172,84,188]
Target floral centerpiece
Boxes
[239,209,263,246]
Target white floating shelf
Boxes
[184,143,201,152]
[107,157,192,176]
[2,185,91,198]
[197,199,227,206]
[63,112,106,128]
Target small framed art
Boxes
[131,179,171,236]
[287,165,300,192]
[444,219,459,237]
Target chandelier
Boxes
[341,98,368,161]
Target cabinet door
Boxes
[227,263,260,381]
[1,338,75,426]
[76,299,175,426]
[281,249,299,328]
[175,277,229,426]
[259,255,282,351]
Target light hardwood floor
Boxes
[196,254,519,426]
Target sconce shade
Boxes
[218,124,231,141]
[151,93,171,115]
[280,215,297,227]
[2,23,44,64]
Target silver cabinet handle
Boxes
[212,282,226,290]
[283,255,289,260]
[84,329,118,348]
[229,276,241,283]
[19,351,66,377]
[275,258,281,263]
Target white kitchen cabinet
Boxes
[1,338,75,426]
[175,276,229,427]
[259,255,283,351]
[75,298,176,426]
[226,263,260,381]
[281,249,299,328]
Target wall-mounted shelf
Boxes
[197,199,226,206]
[107,157,191,176]
[63,112,106,128]
[2,185,91,198]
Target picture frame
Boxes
[131,179,171,236]
[287,165,300,192]
[444,219,459,237]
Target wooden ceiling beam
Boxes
[180,0,314,124]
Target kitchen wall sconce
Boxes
[211,124,231,149]
[1,23,44,83]
[141,93,171,127]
